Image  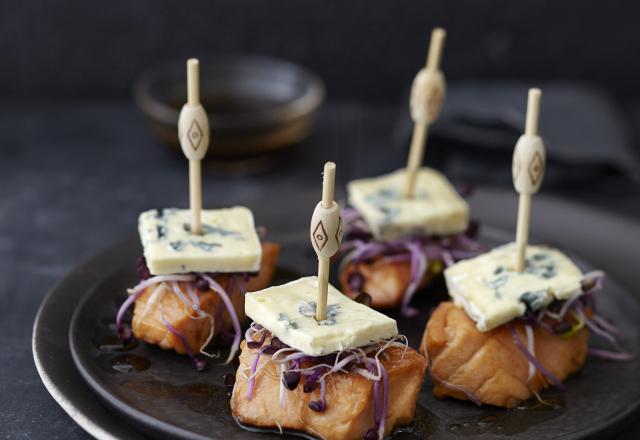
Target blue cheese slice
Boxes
[138,207,262,275]
[445,243,583,332]
[347,167,469,240]
[245,276,398,355]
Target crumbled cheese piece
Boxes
[445,243,584,331]
[347,168,469,240]
[245,276,398,355]
[138,207,262,275]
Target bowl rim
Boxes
[132,53,325,130]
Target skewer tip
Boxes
[322,162,336,208]
[432,27,446,40]
[427,27,447,70]
[528,87,542,99]
[187,58,200,106]
[323,161,336,173]
[525,88,542,136]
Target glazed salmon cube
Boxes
[231,339,427,440]
[420,302,588,408]
[131,243,279,355]
[340,256,439,309]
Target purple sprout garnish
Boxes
[303,380,317,393]
[364,428,379,440]
[308,378,327,412]
[308,400,326,412]
[194,358,207,372]
[499,270,633,393]
[354,292,373,307]
[243,325,402,439]
[224,372,236,393]
[552,321,572,334]
[115,266,252,371]
[136,256,151,280]
[161,315,207,372]
[347,271,365,291]
[282,371,301,390]
[509,323,564,389]
[195,276,210,291]
[465,220,480,239]
[339,208,485,318]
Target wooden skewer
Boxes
[512,88,545,272]
[310,162,343,321]
[321,162,336,209]
[178,58,210,235]
[426,27,446,70]
[403,27,447,198]
[187,58,200,106]
[189,160,202,234]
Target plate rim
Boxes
[68,278,212,440]
[32,236,132,440]
[33,190,640,439]
[68,227,640,440]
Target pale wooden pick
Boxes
[403,27,447,198]
[178,58,210,235]
[310,162,343,321]
[512,88,546,272]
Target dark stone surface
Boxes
[2,99,640,439]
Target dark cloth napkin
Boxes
[393,82,640,187]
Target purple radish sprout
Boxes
[161,315,206,371]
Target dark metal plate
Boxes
[35,189,640,439]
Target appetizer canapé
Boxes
[340,168,482,316]
[421,243,630,407]
[420,88,631,407]
[230,277,426,440]
[115,60,281,369]
[338,29,484,317]
[116,207,279,369]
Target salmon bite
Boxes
[336,31,486,317]
[421,88,631,407]
[231,163,427,440]
[232,332,426,440]
[115,64,281,371]
[230,279,427,440]
[126,243,279,367]
[338,173,483,317]
[421,302,588,408]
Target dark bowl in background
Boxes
[133,54,325,158]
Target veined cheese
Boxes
[347,167,469,240]
[139,207,262,275]
[245,276,398,355]
[445,243,583,332]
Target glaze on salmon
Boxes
[421,302,588,408]
[340,256,439,309]
[132,242,279,355]
[231,339,427,440]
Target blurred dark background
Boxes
[2,2,640,438]
[0,0,638,104]
[2,0,639,209]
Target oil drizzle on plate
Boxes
[94,317,138,352]
[95,334,138,352]
[99,354,151,373]
[446,394,566,435]
[93,317,148,373]
[389,404,437,438]
[121,379,237,425]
